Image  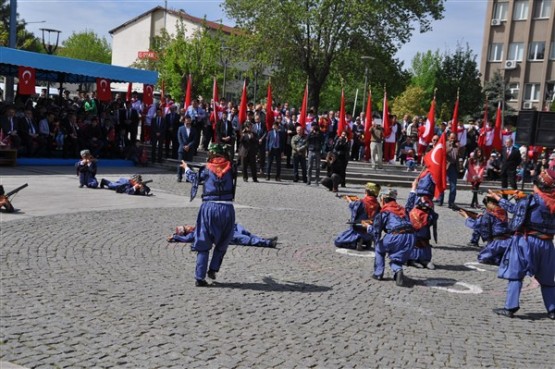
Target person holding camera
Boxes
[306,122,323,185]
[438,132,462,208]
[238,122,259,182]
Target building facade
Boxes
[480,0,555,112]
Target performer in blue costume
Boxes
[167,223,277,248]
[75,150,98,188]
[488,169,555,320]
[334,182,381,251]
[369,188,415,286]
[459,195,511,265]
[181,143,237,287]
[99,174,151,195]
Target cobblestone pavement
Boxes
[1,166,553,369]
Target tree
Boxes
[0,0,42,51]
[435,45,482,120]
[58,30,111,63]
[391,85,427,118]
[409,50,441,99]
[482,70,516,117]
[224,0,445,111]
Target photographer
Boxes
[438,132,462,208]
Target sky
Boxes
[17,0,488,69]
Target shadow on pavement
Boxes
[434,264,474,272]
[211,276,332,293]
[514,312,553,321]
[433,245,479,252]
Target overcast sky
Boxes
[18,0,488,69]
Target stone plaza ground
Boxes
[1,165,553,368]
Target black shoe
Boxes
[79,184,84,188]
[100,179,108,189]
[394,270,405,287]
[269,238,278,248]
[408,260,424,269]
[195,279,209,287]
[356,239,364,251]
[253,179,259,183]
[547,311,555,320]
[467,242,480,248]
[207,270,217,280]
[177,178,182,183]
[243,178,248,182]
[493,308,516,318]
[293,179,299,182]
[372,274,383,281]
[266,176,270,181]
[275,177,281,182]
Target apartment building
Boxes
[480,0,555,112]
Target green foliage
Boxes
[0,0,42,51]
[391,85,427,117]
[224,0,445,111]
[482,70,516,117]
[58,30,111,63]
[409,50,441,98]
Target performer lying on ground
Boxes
[167,223,278,248]
[99,174,151,195]
[75,149,98,188]
[459,195,511,266]
[334,182,381,251]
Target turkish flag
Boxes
[265,82,274,131]
[337,89,346,136]
[184,74,192,108]
[423,132,446,198]
[126,82,133,102]
[160,80,166,107]
[210,77,220,139]
[421,98,436,144]
[478,98,488,149]
[238,79,248,126]
[451,97,459,135]
[383,92,391,138]
[18,66,35,95]
[364,91,372,161]
[492,102,503,151]
[143,84,154,106]
[96,78,111,102]
[299,82,308,129]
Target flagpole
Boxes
[352,88,358,117]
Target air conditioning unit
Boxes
[522,101,533,110]
[491,19,502,26]
[504,60,517,70]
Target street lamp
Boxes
[39,28,61,99]
[361,56,374,113]
[220,45,234,99]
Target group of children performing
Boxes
[76,142,554,320]
[334,166,555,320]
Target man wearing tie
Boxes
[253,113,267,175]
[19,108,39,157]
[500,137,521,190]
[0,105,21,150]
[151,107,166,163]
[177,115,198,182]
[265,121,283,181]
[165,105,180,159]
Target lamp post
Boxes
[360,55,374,114]
[220,45,234,99]
[39,28,61,99]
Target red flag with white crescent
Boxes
[238,79,248,126]
[478,98,488,149]
[184,74,192,108]
[383,92,391,138]
[126,82,133,102]
[299,82,308,129]
[492,101,503,151]
[451,97,459,135]
[421,98,435,144]
[96,78,111,102]
[266,82,274,131]
[18,66,35,95]
[423,131,446,198]
[143,84,154,106]
[210,77,220,138]
[364,91,372,160]
[337,88,346,136]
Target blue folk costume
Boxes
[169,223,277,248]
[405,193,438,268]
[334,194,380,250]
[185,146,237,285]
[495,186,555,318]
[100,174,151,195]
[370,190,415,286]
[75,150,98,188]
[463,201,511,265]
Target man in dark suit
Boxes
[215,110,236,160]
[500,137,521,190]
[0,105,22,150]
[151,107,165,163]
[252,113,267,175]
[120,103,140,144]
[265,121,284,181]
[19,108,40,157]
[165,105,180,159]
[176,115,198,182]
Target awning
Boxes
[0,47,158,84]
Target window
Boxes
[489,43,504,61]
[493,2,509,20]
[528,42,545,60]
[534,0,552,18]
[524,83,540,101]
[513,1,529,20]
[551,42,555,60]
[509,83,519,101]
[508,43,524,61]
